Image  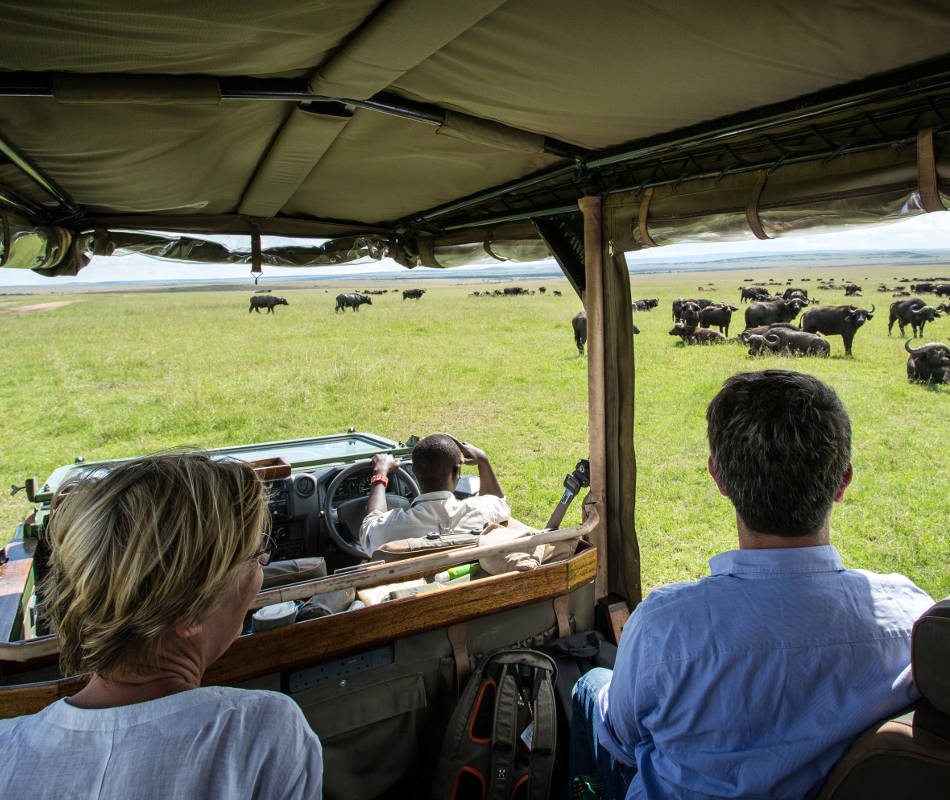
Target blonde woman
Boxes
[0,453,323,799]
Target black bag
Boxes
[431,649,557,800]
[543,630,617,728]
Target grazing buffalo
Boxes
[911,282,936,294]
[539,287,546,294]
[747,329,830,357]
[552,290,562,296]
[844,284,862,296]
[698,304,739,337]
[934,283,950,297]
[572,311,587,355]
[402,288,425,300]
[668,323,726,344]
[504,286,529,295]
[783,287,809,301]
[905,339,950,383]
[632,298,658,311]
[888,298,940,337]
[799,304,874,356]
[249,295,288,314]
[744,298,804,329]
[739,286,770,303]
[335,293,372,312]
[672,297,716,322]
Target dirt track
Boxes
[0,300,79,315]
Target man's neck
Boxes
[736,513,830,549]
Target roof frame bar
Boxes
[0,131,80,220]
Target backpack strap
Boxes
[488,661,520,799]
[527,663,557,800]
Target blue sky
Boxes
[3,212,950,288]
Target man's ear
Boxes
[708,457,729,497]
[834,462,853,502]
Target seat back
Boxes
[816,598,950,799]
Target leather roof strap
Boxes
[746,169,771,240]
[553,594,571,639]
[250,222,262,283]
[917,128,946,213]
[448,622,470,689]
[637,187,658,247]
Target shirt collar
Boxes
[709,545,844,577]
[410,490,455,507]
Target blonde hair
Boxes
[42,452,268,677]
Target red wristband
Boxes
[370,473,389,488]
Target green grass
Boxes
[1,264,948,600]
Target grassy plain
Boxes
[1,264,948,599]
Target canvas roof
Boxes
[1,1,949,260]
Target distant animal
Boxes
[504,286,529,295]
[799,304,875,356]
[888,298,939,337]
[739,286,770,303]
[783,288,809,304]
[553,290,562,296]
[632,298,658,311]
[249,295,288,314]
[843,284,861,296]
[904,339,950,383]
[539,287,546,294]
[668,323,726,344]
[747,328,830,357]
[402,288,425,300]
[335,293,372,312]
[934,284,950,297]
[698,304,739,337]
[911,282,936,294]
[744,298,804,328]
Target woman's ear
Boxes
[174,620,203,640]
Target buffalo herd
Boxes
[571,281,947,385]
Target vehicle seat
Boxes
[816,598,950,799]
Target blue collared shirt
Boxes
[595,546,933,799]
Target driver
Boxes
[359,433,510,557]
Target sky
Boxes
[3,211,950,289]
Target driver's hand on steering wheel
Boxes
[371,453,401,476]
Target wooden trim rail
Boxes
[0,543,597,718]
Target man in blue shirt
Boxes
[572,370,933,800]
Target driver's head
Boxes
[411,434,462,493]
[43,452,268,678]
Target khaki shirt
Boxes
[360,490,510,556]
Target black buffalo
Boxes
[737,322,799,344]
[672,297,716,322]
[747,328,830,357]
[573,311,638,354]
[402,288,425,300]
[744,299,804,329]
[668,323,726,344]
[799,304,874,356]
[335,293,372,312]
[934,283,950,297]
[739,286,770,303]
[698,304,739,337]
[632,298,658,311]
[249,295,288,314]
[888,298,940,337]
[905,339,950,383]
[783,287,809,301]
[843,284,862,296]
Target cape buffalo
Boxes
[888,298,940,337]
[672,297,716,322]
[905,339,950,383]
[668,323,726,344]
[698,304,739,337]
[335,293,372,312]
[403,288,425,300]
[800,304,874,356]
[739,286,770,303]
[572,311,587,354]
[632,298,658,311]
[737,322,800,344]
[935,284,950,297]
[249,295,288,314]
[843,284,861,296]
[744,299,804,329]
[747,328,830,357]
[783,287,809,301]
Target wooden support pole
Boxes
[578,196,608,601]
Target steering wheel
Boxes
[323,459,421,560]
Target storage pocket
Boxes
[295,672,428,800]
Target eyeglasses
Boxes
[248,532,275,566]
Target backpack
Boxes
[431,649,557,800]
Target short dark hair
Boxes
[706,370,851,536]
[411,434,461,490]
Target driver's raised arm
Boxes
[446,435,504,498]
